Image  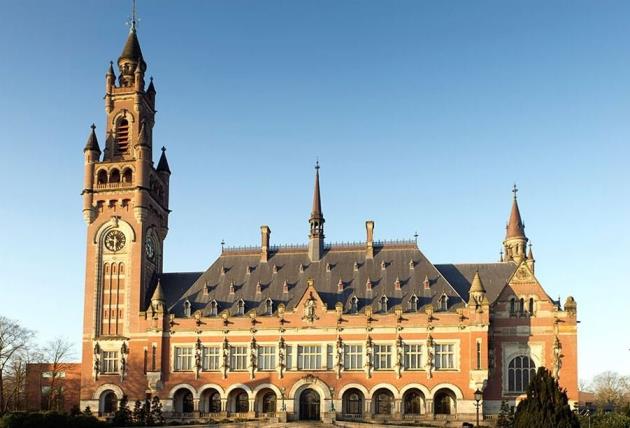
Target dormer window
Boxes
[209,300,218,316]
[439,294,448,311]
[237,299,245,316]
[380,295,388,313]
[183,300,191,317]
[409,295,418,312]
[350,296,359,314]
[265,298,273,316]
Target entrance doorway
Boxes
[299,388,320,421]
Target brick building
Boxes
[78,19,578,424]
[25,363,81,413]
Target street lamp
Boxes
[473,389,483,428]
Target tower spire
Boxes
[308,161,325,261]
[503,184,528,263]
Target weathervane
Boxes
[126,0,139,32]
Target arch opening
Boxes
[342,388,364,418]
[99,390,118,417]
[200,388,222,414]
[403,388,425,415]
[299,388,320,421]
[173,388,194,414]
[372,388,394,416]
[433,389,456,415]
[228,388,250,414]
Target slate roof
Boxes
[434,262,517,304]
[158,241,485,317]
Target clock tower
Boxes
[80,19,170,400]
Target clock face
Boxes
[145,236,155,260]
[104,230,126,252]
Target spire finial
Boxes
[161,146,166,152]
[90,123,96,131]
[315,158,320,171]
[128,0,138,33]
[414,231,418,243]
[512,183,518,199]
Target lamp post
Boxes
[473,389,483,427]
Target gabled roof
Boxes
[165,242,465,317]
[435,262,517,304]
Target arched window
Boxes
[97,170,107,186]
[235,391,249,413]
[208,391,221,413]
[265,298,273,315]
[380,295,388,313]
[403,389,423,415]
[374,389,394,415]
[101,391,117,416]
[237,299,245,316]
[519,298,525,315]
[508,355,536,393]
[509,298,516,315]
[409,295,418,312]
[183,300,191,317]
[343,389,364,416]
[439,294,448,311]
[209,300,218,317]
[116,119,130,154]
[528,298,535,315]
[122,168,132,184]
[109,169,120,184]
[262,392,276,413]
[350,296,358,314]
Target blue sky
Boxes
[0,0,629,382]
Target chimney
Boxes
[366,220,375,259]
[260,225,271,262]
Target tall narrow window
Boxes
[151,345,156,371]
[476,341,482,370]
[519,298,525,315]
[116,119,130,154]
[528,298,535,315]
[143,348,147,374]
[509,298,516,315]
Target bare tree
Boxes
[41,337,75,412]
[0,316,35,414]
[590,371,630,407]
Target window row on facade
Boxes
[170,342,457,372]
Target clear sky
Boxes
[0,0,628,382]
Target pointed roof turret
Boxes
[119,27,145,66]
[106,61,115,78]
[469,270,486,294]
[151,279,166,303]
[157,147,171,174]
[84,124,101,153]
[506,184,526,239]
[308,161,325,261]
[147,76,156,94]
[137,120,149,148]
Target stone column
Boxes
[425,399,434,420]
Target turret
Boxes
[151,279,166,314]
[503,185,528,263]
[117,23,146,88]
[468,270,487,308]
[308,161,325,261]
[82,124,100,224]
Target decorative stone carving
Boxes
[221,337,229,379]
[335,336,343,379]
[278,336,286,378]
[395,335,403,378]
[552,336,563,378]
[119,341,128,381]
[365,336,373,378]
[425,334,434,379]
[195,337,202,379]
[303,292,319,324]
[93,342,101,380]
[249,337,257,379]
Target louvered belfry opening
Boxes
[116,119,130,154]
